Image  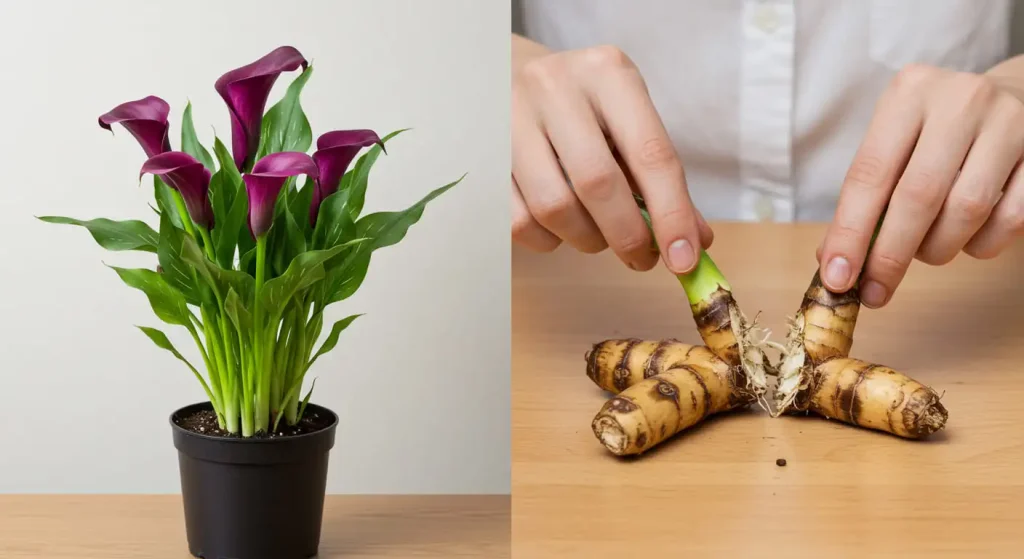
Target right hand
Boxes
[511,37,713,273]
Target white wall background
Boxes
[0,0,510,494]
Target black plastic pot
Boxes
[170,402,338,559]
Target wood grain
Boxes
[0,494,509,558]
[512,223,1024,559]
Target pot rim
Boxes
[169,400,340,445]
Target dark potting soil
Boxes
[174,409,333,439]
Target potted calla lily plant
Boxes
[41,46,462,559]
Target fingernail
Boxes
[860,281,888,308]
[824,257,851,290]
[667,239,695,273]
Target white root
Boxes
[729,307,775,413]
[771,314,811,417]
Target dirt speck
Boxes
[776,458,787,467]
[175,409,332,439]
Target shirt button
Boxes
[753,4,779,33]
[754,195,775,222]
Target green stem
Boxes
[183,321,221,413]
[675,250,730,306]
[254,236,269,433]
[632,193,730,305]
[185,318,216,397]
[170,190,196,238]
[271,309,294,421]
[204,278,240,434]
[285,302,310,425]
[201,307,229,430]
[235,324,253,437]
[198,226,217,262]
[223,400,239,433]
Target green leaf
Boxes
[211,170,248,269]
[307,308,324,341]
[343,128,408,219]
[312,189,356,251]
[207,170,231,221]
[322,174,463,305]
[256,111,273,162]
[137,326,217,408]
[259,243,357,318]
[110,267,191,326]
[355,174,463,250]
[267,181,307,276]
[180,236,255,304]
[307,314,362,369]
[239,246,258,277]
[262,66,313,156]
[154,177,183,228]
[181,102,215,171]
[290,176,315,239]
[213,137,243,187]
[322,252,369,305]
[284,205,307,257]
[158,213,201,305]
[224,288,253,335]
[219,134,255,262]
[38,216,159,253]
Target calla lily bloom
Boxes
[310,129,383,224]
[98,96,172,157]
[140,152,215,229]
[243,152,319,238]
[215,46,307,171]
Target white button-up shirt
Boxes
[517,0,1012,222]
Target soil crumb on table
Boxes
[175,409,332,438]
[776,458,787,467]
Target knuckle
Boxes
[582,44,633,70]
[652,204,690,226]
[510,211,536,238]
[614,230,651,256]
[518,57,561,91]
[830,221,868,244]
[949,190,994,222]
[999,93,1024,124]
[916,245,956,266]
[577,237,609,254]
[961,73,997,106]
[964,241,999,260]
[1007,201,1024,234]
[844,155,888,190]
[572,164,620,202]
[868,251,909,282]
[531,194,575,225]
[636,137,679,171]
[892,63,935,91]
[900,171,946,209]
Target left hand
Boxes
[818,63,1024,308]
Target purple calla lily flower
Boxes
[98,96,172,157]
[215,46,308,171]
[310,129,383,225]
[243,152,319,238]
[140,152,215,229]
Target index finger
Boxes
[585,65,702,274]
[819,88,924,292]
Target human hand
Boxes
[510,36,713,273]
[818,64,1024,307]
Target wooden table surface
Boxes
[0,494,509,558]
[512,223,1024,559]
